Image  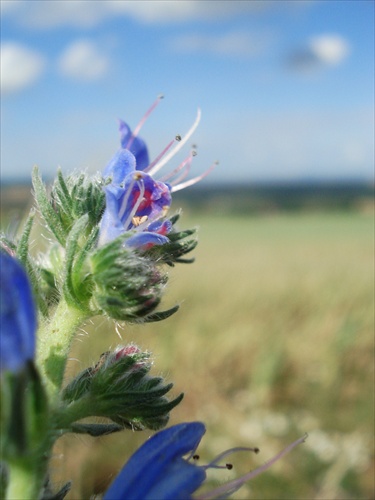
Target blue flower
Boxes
[104,421,307,500]
[99,99,217,249]
[0,253,36,373]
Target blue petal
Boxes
[125,232,170,249]
[145,458,206,500]
[104,422,206,500]
[103,149,136,184]
[119,119,150,171]
[0,253,36,373]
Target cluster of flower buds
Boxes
[59,344,183,433]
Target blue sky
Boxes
[1,0,374,185]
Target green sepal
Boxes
[142,304,180,323]
[32,166,67,246]
[60,367,94,404]
[145,237,198,266]
[15,211,50,317]
[70,422,123,436]
[63,214,93,311]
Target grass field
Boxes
[41,210,374,499]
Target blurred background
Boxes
[1,1,374,499]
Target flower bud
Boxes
[90,235,168,321]
[60,345,183,432]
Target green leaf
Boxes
[70,423,123,436]
[32,166,67,246]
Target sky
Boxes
[1,0,374,185]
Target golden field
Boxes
[1,186,373,499]
[56,210,374,499]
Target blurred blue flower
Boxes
[104,422,206,500]
[104,421,307,500]
[0,253,36,373]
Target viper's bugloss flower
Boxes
[0,253,36,373]
[104,422,307,500]
[99,152,172,248]
[99,97,217,249]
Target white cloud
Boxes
[58,40,110,81]
[170,31,273,58]
[309,35,350,65]
[0,42,45,94]
[287,34,351,72]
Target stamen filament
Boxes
[195,434,308,500]
[150,108,201,173]
[145,136,181,174]
[158,151,194,183]
[171,160,218,193]
[204,447,260,470]
[126,94,164,150]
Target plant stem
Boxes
[36,300,89,399]
[6,460,42,500]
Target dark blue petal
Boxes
[104,422,206,500]
[119,119,149,171]
[125,232,169,249]
[103,149,136,184]
[0,253,36,373]
[147,220,173,235]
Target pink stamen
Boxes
[171,160,218,193]
[169,158,192,186]
[196,434,308,500]
[150,108,201,173]
[158,150,195,183]
[126,94,164,151]
[145,135,181,174]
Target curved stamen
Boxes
[171,160,218,193]
[169,157,193,186]
[148,108,201,175]
[144,135,181,174]
[196,434,308,500]
[126,94,164,151]
[203,446,260,470]
[159,150,195,183]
